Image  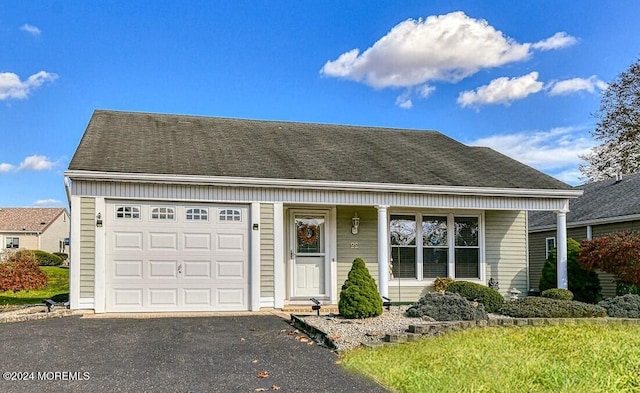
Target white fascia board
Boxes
[529,213,640,233]
[64,170,583,200]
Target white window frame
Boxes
[115,205,141,220]
[5,236,20,249]
[218,208,242,223]
[545,237,556,259]
[186,207,209,221]
[150,206,176,221]
[389,211,485,286]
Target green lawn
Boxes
[0,266,69,306]
[342,323,640,393]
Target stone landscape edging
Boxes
[0,308,74,324]
[292,314,640,352]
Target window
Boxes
[116,206,140,219]
[545,237,556,258]
[150,206,175,220]
[186,208,208,221]
[219,208,241,222]
[5,237,19,249]
[422,216,448,278]
[389,213,482,281]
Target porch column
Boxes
[377,205,389,298]
[556,210,568,289]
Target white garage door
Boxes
[105,201,249,312]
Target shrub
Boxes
[405,292,488,321]
[433,277,454,292]
[540,238,602,303]
[0,250,48,292]
[498,297,606,318]
[541,288,574,301]
[598,294,640,318]
[445,281,504,313]
[53,252,69,262]
[338,258,383,319]
[616,281,640,296]
[36,250,63,266]
[579,232,640,286]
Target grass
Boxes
[342,323,640,392]
[0,266,69,306]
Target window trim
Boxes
[115,205,141,220]
[545,237,556,259]
[185,207,209,222]
[5,236,20,249]
[217,208,243,223]
[150,206,176,221]
[389,210,485,285]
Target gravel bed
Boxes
[302,306,510,351]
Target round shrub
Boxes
[15,250,63,266]
[539,238,601,303]
[445,281,504,313]
[541,288,574,301]
[53,252,69,262]
[405,292,488,321]
[0,250,48,292]
[598,294,640,318]
[498,297,606,318]
[338,258,383,319]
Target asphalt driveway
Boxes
[0,314,388,393]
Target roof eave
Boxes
[529,212,640,233]
[64,170,583,199]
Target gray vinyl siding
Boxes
[591,221,640,237]
[79,198,95,298]
[260,204,275,298]
[336,206,378,290]
[485,210,528,297]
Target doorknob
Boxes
[290,250,294,259]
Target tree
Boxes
[338,258,383,319]
[539,238,601,303]
[578,232,640,286]
[579,59,640,181]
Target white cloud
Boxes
[18,155,55,171]
[0,71,58,100]
[469,126,595,185]
[395,94,413,109]
[547,75,608,96]
[531,32,577,51]
[458,72,544,107]
[0,163,15,173]
[34,199,62,206]
[20,24,41,36]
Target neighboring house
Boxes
[528,172,640,298]
[0,207,70,255]
[64,110,580,313]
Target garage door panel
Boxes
[113,260,144,279]
[149,288,178,306]
[113,232,143,250]
[149,232,177,250]
[106,202,249,312]
[149,260,178,278]
[183,260,212,278]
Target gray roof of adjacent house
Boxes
[68,110,572,190]
[529,172,640,228]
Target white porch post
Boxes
[377,205,389,298]
[556,210,568,289]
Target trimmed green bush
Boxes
[598,294,640,318]
[540,238,601,303]
[53,252,69,262]
[338,258,383,319]
[406,292,488,321]
[541,288,574,301]
[498,297,606,318]
[445,281,504,313]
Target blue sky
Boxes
[2,1,639,208]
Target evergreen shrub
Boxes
[446,281,504,313]
[338,258,383,319]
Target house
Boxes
[64,110,581,313]
[0,207,70,256]
[528,172,640,298]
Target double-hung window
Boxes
[390,213,481,281]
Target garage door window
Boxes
[151,207,175,220]
[186,208,208,221]
[116,206,140,219]
[219,208,241,222]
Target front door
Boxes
[291,214,326,297]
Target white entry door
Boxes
[291,214,327,297]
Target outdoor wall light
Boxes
[351,213,360,235]
[96,212,103,227]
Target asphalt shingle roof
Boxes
[68,110,572,190]
[0,208,67,232]
[528,172,640,228]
